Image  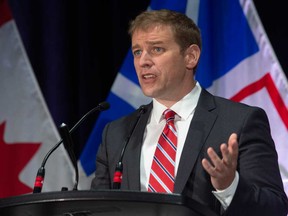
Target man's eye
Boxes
[153,47,163,53]
[133,50,142,56]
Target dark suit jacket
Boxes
[91,88,288,216]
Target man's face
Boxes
[131,25,196,105]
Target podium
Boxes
[0,190,219,216]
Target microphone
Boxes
[33,101,110,193]
[59,123,78,191]
[112,105,147,189]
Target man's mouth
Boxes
[143,74,156,79]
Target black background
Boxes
[8,0,288,157]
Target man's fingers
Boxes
[228,133,239,158]
[202,158,218,177]
[204,147,223,172]
[221,144,230,165]
[221,133,238,167]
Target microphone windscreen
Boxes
[98,101,110,111]
[138,105,147,114]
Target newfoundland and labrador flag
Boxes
[78,0,288,197]
[0,0,74,198]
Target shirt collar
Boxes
[152,82,202,123]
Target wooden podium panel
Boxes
[0,190,219,216]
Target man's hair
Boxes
[128,9,202,53]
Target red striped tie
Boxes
[148,109,177,193]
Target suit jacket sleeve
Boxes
[224,107,288,216]
[90,123,112,190]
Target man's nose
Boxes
[139,51,152,67]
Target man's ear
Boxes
[185,44,201,70]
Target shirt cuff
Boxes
[212,171,239,210]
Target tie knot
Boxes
[163,109,176,122]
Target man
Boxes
[91,9,288,215]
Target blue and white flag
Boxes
[78,0,288,196]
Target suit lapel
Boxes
[174,89,217,193]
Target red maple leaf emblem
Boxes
[0,121,41,198]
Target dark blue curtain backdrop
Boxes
[8,0,288,158]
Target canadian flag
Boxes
[0,0,74,198]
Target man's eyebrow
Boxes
[131,44,140,50]
[132,41,164,49]
[146,40,164,46]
